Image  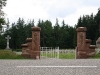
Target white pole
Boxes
[51,47,53,58]
[46,47,47,58]
[58,47,59,59]
[75,47,77,59]
[41,47,42,58]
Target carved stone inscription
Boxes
[33,32,37,50]
[80,33,84,46]
[34,32,37,44]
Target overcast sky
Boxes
[2,0,100,27]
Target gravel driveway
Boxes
[0,59,100,75]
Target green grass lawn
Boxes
[41,52,100,59]
[0,50,100,59]
[0,50,26,59]
[41,52,75,59]
[59,52,75,59]
[89,53,100,59]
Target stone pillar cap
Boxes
[31,26,41,31]
[26,38,32,42]
[86,39,92,43]
[21,44,28,47]
[76,27,87,32]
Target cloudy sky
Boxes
[2,0,100,27]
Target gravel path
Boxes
[0,59,100,75]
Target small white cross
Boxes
[5,35,11,50]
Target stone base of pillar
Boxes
[5,47,11,50]
[87,45,96,57]
[87,50,95,56]
[30,51,40,59]
[77,51,88,59]
[21,54,30,58]
[87,52,95,57]
[77,55,88,59]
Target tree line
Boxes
[1,18,76,49]
[76,8,100,45]
[0,0,7,33]
[0,8,100,50]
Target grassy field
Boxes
[59,52,75,59]
[0,50,100,59]
[0,50,26,59]
[41,52,75,59]
[41,52,100,59]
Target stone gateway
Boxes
[21,26,41,59]
[76,27,96,59]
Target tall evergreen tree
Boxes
[53,18,60,47]
[0,0,7,34]
[94,8,100,38]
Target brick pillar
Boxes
[26,38,32,58]
[30,26,41,59]
[21,44,30,58]
[86,39,91,56]
[89,45,96,57]
[26,38,32,51]
[85,39,96,57]
[76,27,87,58]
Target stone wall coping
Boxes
[21,44,28,47]
[89,45,96,48]
[26,38,32,42]
[86,39,92,43]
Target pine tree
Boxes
[0,0,7,34]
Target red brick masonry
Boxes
[21,26,41,59]
[76,27,95,59]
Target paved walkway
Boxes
[0,59,100,75]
